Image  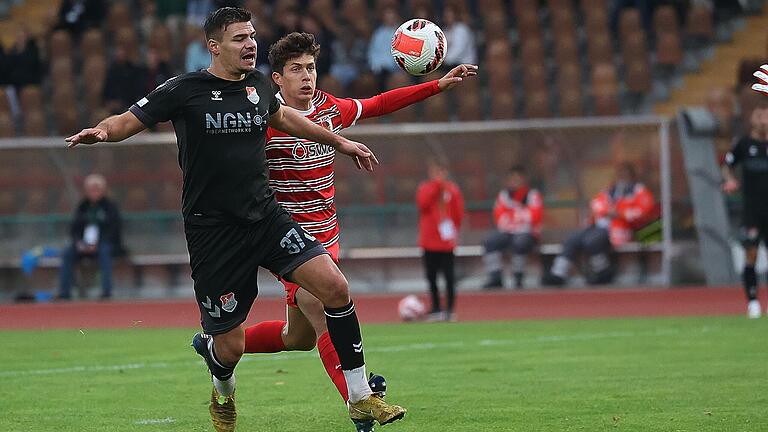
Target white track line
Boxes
[0,327,700,378]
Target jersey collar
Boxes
[275,91,316,116]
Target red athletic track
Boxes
[0,286,748,330]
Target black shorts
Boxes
[741,208,768,247]
[185,206,327,335]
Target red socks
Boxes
[243,320,286,353]
[317,331,349,401]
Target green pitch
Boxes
[2,316,766,431]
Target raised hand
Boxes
[438,64,479,91]
[65,128,108,148]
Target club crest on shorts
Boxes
[219,292,238,313]
[245,86,260,105]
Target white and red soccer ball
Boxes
[391,19,447,76]
[397,295,427,321]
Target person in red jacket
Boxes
[482,166,543,289]
[543,162,656,286]
[416,159,465,321]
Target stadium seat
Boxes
[618,8,642,39]
[523,62,548,93]
[591,62,620,115]
[148,24,173,63]
[115,27,140,62]
[587,31,613,65]
[482,14,508,42]
[655,32,683,68]
[349,73,380,101]
[559,88,583,117]
[49,30,72,61]
[516,9,543,40]
[19,86,43,112]
[22,108,47,137]
[107,2,133,34]
[625,59,651,94]
[0,112,14,138]
[50,58,74,84]
[553,34,579,65]
[557,61,582,91]
[490,90,516,119]
[0,190,15,215]
[653,5,679,36]
[580,0,607,10]
[80,28,105,59]
[686,5,713,44]
[520,38,546,67]
[83,57,107,111]
[584,7,609,36]
[0,88,10,115]
[550,9,577,43]
[621,30,649,66]
[455,77,482,121]
[547,0,574,11]
[524,89,551,118]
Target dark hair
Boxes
[617,161,637,181]
[204,7,252,41]
[509,165,526,176]
[268,32,320,73]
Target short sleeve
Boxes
[129,76,184,128]
[326,92,361,129]
[725,137,746,167]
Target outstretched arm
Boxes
[270,104,379,171]
[357,64,478,120]
[65,111,146,147]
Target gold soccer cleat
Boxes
[348,395,406,426]
[209,387,236,432]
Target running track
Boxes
[0,286,749,330]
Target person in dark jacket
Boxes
[57,174,123,300]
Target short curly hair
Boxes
[268,32,320,74]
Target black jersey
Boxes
[129,70,281,225]
[725,136,768,215]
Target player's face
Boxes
[506,172,524,189]
[274,53,317,105]
[214,21,257,74]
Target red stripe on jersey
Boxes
[266,90,360,247]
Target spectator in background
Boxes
[442,5,476,68]
[55,0,106,38]
[416,159,465,321]
[185,24,210,72]
[722,104,768,318]
[329,25,368,87]
[543,162,656,286]
[300,14,334,76]
[103,45,148,114]
[368,7,400,80]
[482,166,543,289]
[187,0,214,26]
[57,174,124,300]
[704,86,737,137]
[145,48,172,92]
[6,29,42,89]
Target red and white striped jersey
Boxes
[265,90,361,248]
[266,81,441,249]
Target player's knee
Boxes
[322,274,350,306]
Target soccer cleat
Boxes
[352,419,376,432]
[209,387,236,432]
[367,372,387,398]
[348,395,406,426]
[747,300,762,319]
[541,272,566,287]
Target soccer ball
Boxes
[397,295,427,321]
[391,19,447,76]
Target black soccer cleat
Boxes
[191,332,233,380]
[368,372,387,398]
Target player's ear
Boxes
[272,71,282,86]
[207,39,219,56]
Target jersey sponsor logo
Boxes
[291,141,335,160]
[246,86,260,105]
[205,111,267,134]
[211,90,222,101]
[219,292,238,313]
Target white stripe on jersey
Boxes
[352,99,362,126]
[267,157,335,171]
[320,232,340,248]
[298,214,337,230]
[270,172,335,187]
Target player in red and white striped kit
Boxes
[242,32,477,431]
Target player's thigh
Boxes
[484,231,512,252]
[186,224,261,336]
[289,254,349,307]
[510,233,536,254]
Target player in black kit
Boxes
[723,104,768,319]
[65,7,405,431]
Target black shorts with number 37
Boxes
[185,206,327,335]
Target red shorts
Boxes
[282,242,339,308]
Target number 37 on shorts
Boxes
[280,227,317,254]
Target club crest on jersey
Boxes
[219,292,238,313]
[245,86,260,105]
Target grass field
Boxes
[3,316,767,431]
